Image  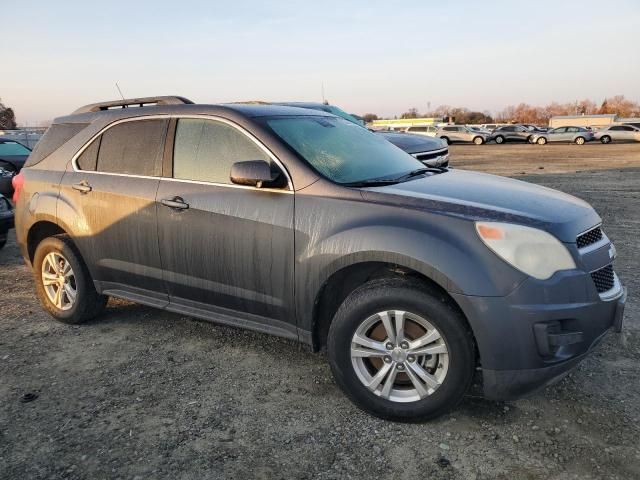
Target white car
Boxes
[594,125,640,144]
[404,125,439,137]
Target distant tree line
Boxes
[0,98,17,129]
[367,95,640,125]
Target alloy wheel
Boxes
[350,310,449,403]
[42,252,77,311]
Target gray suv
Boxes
[14,96,626,421]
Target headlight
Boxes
[475,222,576,280]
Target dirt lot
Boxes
[1,146,639,479]
[450,142,640,176]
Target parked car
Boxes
[436,125,488,144]
[273,102,449,164]
[594,125,640,144]
[0,139,31,196]
[0,193,14,250]
[467,126,492,135]
[376,131,449,167]
[531,127,594,145]
[404,125,438,137]
[14,96,626,421]
[490,125,534,144]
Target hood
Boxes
[376,132,446,154]
[362,169,600,242]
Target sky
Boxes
[2,0,639,125]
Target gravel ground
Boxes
[1,166,639,479]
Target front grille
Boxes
[591,264,615,293]
[577,226,603,249]
[414,149,448,162]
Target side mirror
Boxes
[230,160,284,188]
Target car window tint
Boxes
[173,118,270,184]
[610,126,623,131]
[76,137,100,171]
[567,127,579,133]
[96,119,167,176]
[0,141,31,156]
[554,127,567,133]
[443,127,456,131]
[25,122,88,167]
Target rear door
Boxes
[58,117,169,305]
[156,117,295,328]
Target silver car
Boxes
[594,125,640,144]
[404,125,439,137]
[531,126,593,145]
[436,125,488,145]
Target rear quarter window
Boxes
[24,123,89,167]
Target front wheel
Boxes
[473,136,484,145]
[600,135,611,144]
[494,135,505,144]
[33,235,107,324]
[327,278,475,421]
[575,136,586,145]
[537,137,547,145]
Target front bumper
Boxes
[452,269,626,401]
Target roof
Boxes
[550,114,617,120]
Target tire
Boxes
[472,136,484,145]
[0,234,6,250]
[600,135,611,144]
[494,135,505,144]
[440,137,450,145]
[575,136,585,145]
[526,136,532,144]
[33,235,107,324]
[327,277,475,422]
[537,137,547,145]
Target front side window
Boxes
[95,119,168,176]
[263,115,424,184]
[553,127,567,133]
[173,118,271,184]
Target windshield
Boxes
[0,141,31,156]
[264,116,424,184]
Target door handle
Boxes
[161,197,189,210]
[72,181,92,194]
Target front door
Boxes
[58,118,169,304]
[156,117,295,328]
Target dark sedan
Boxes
[0,139,31,195]
[375,131,449,167]
[0,194,14,249]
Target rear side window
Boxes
[25,123,89,167]
[173,118,270,184]
[96,119,168,176]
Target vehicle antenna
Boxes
[115,82,126,100]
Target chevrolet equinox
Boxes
[13,96,626,421]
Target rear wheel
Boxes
[537,137,547,145]
[494,135,505,144]
[473,136,484,145]
[33,235,107,324]
[600,135,611,144]
[327,277,475,421]
[575,136,586,145]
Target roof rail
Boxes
[72,96,194,114]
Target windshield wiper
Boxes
[390,167,448,182]
[341,178,404,187]
[342,167,448,188]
